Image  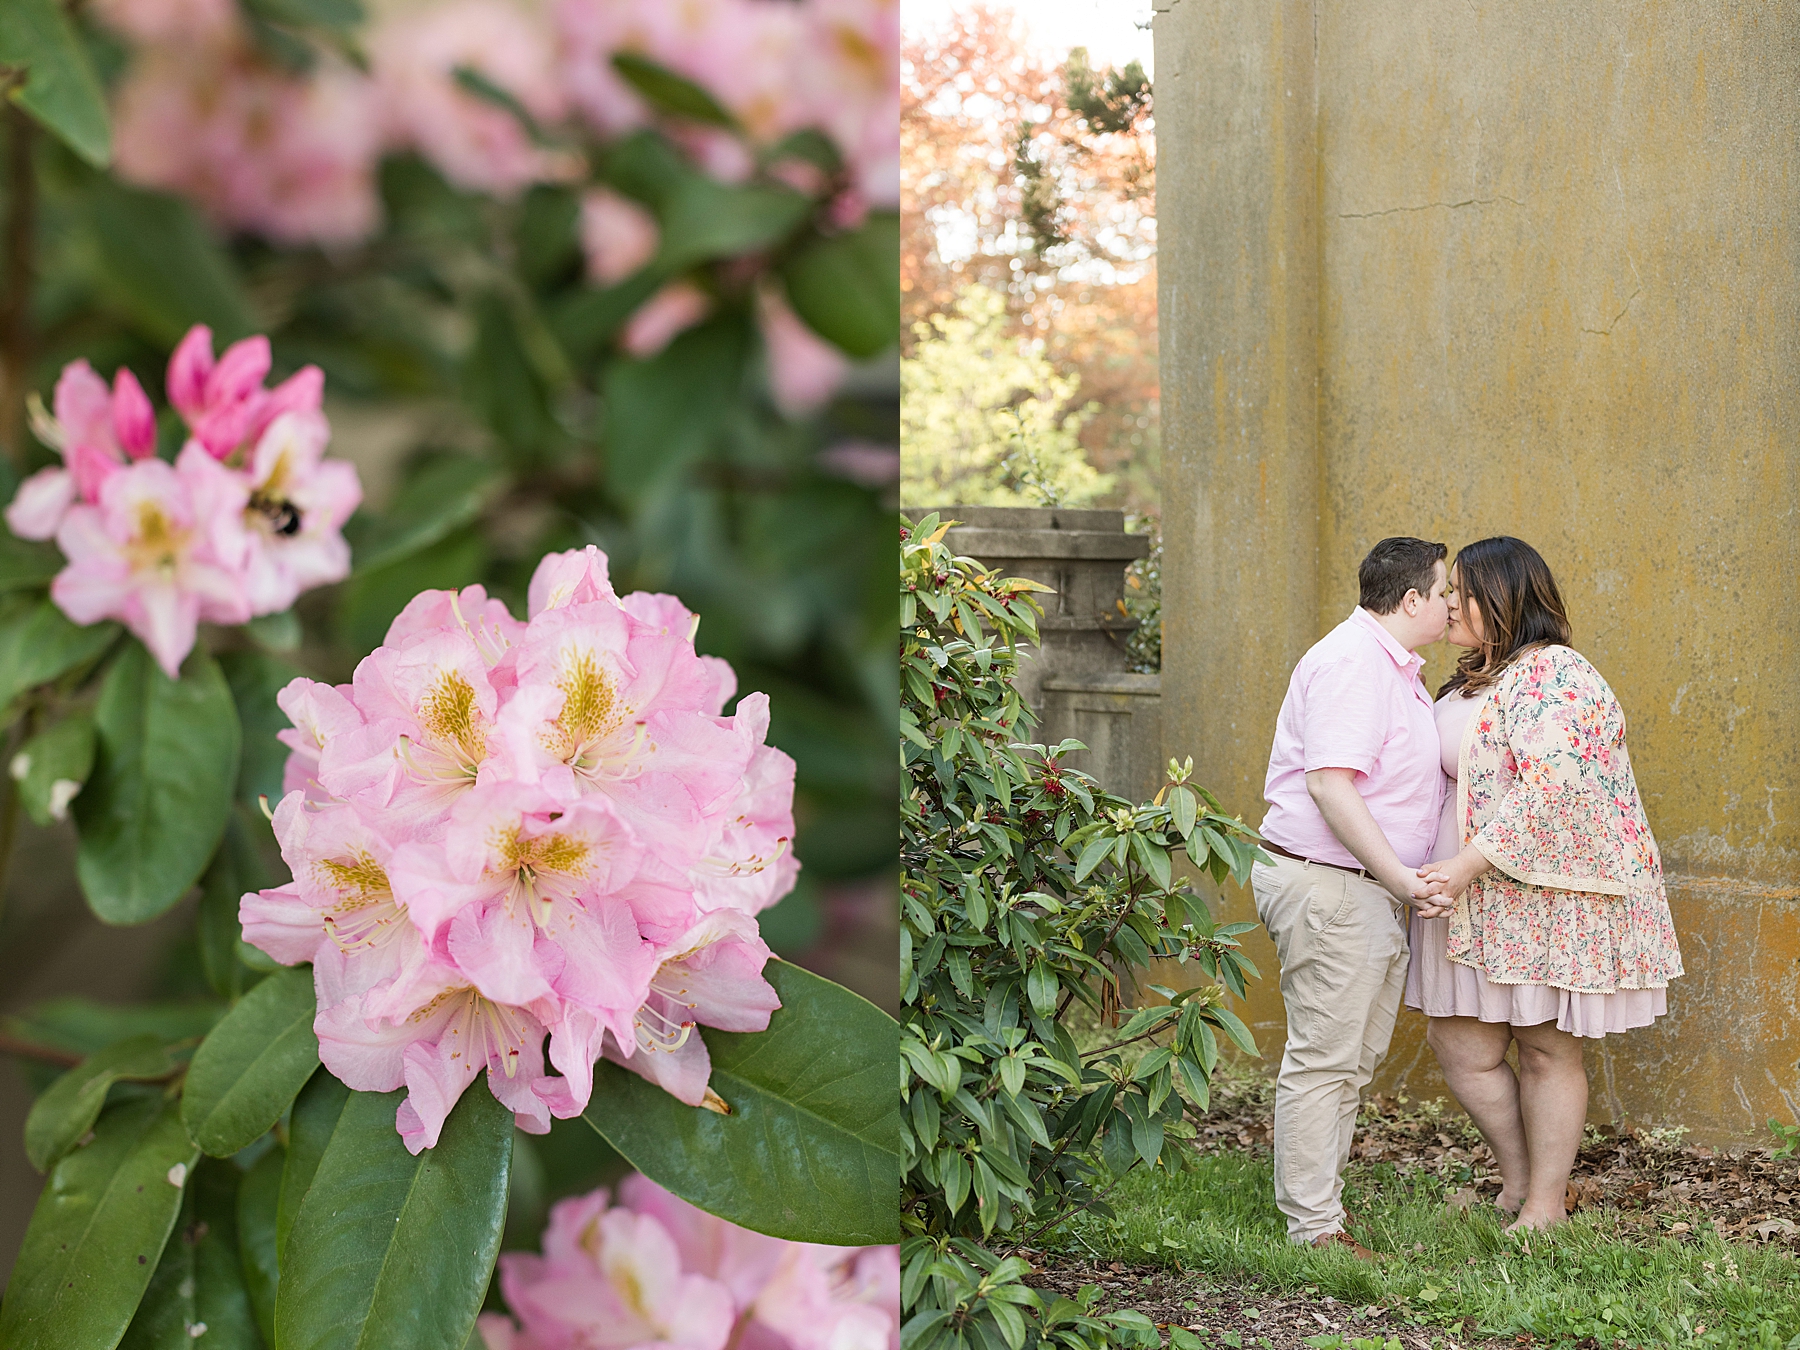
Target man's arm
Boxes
[1306,767,1444,912]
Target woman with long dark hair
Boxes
[1407,537,1682,1232]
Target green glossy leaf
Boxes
[1073,834,1112,883]
[3,998,223,1063]
[1169,786,1197,838]
[0,594,118,714]
[602,315,751,501]
[276,1085,512,1350]
[657,176,811,270]
[91,183,257,345]
[24,1034,172,1171]
[1208,1006,1260,1059]
[0,526,62,592]
[277,1069,349,1266]
[182,966,318,1157]
[75,642,241,925]
[11,711,95,827]
[781,213,898,358]
[0,0,110,166]
[238,1145,283,1346]
[199,811,274,1000]
[610,51,737,128]
[0,1096,198,1350]
[120,1158,261,1349]
[583,960,899,1246]
[345,457,504,575]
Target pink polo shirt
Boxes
[1259,607,1444,871]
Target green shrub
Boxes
[900,513,1266,1350]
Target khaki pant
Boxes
[1250,852,1410,1243]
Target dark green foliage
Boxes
[583,960,900,1245]
[277,1086,512,1350]
[74,644,241,924]
[900,513,1266,1350]
[0,1096,198,1349]
[1121,524,1160,674]
[1062,50,1152,136]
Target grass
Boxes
[1045,1149,1800,1348]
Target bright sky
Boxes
[900,0,1157,77]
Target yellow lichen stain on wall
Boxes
[1154,0,1799,1142]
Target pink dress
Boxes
[1404,689,1667,1038]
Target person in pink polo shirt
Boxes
[1252,536,1451,1257]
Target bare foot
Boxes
[1494,1192,1524,1218]
[1504,1208,1566,1233]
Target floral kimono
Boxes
[1447,644,1683,994]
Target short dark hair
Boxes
[1358,537,1447,614]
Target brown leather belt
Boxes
[1261,839,1371,881]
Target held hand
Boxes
[1390,870,1452,918]
[1409,872,1454,920]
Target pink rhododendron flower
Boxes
[114,46,382,246]
[390,781,653,1018]
[238,410,363,614]
[51,448,251,677]
[620,282,713,358]
[5,360,157,540]
[580,187,661,286]
[166,326,326,464]
[526,544,617,617]
[603,908,780,1107]
[480,1179,899,1350]
[276,678,364,802]
[241,547,798,1148]
[315,974,569,1150]
[12,327,364,671]
[370,0,575,198]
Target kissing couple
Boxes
[1250,536,1683,1254]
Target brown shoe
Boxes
[1310,1230,1382,1261]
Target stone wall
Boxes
[920,507,1164,804]
[1151,0,1799,1142]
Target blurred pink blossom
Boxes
[4,359,157,541]
[620,282,712,358]
[88,0,235,45]
[580,187,660,285]
[50,447,252,677]
[758,287,849,416]
[371,0,576,198]
[114,46,382,246]
[481,1178,899,1350]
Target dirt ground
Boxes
[1193,1075,1800,1251]
[1023,1253,1520,1349]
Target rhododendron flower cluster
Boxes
[99,0,896,244]
[4,326,362,677]
[478,1175,898,1350]
[240,546,799,1152]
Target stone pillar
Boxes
[922,506,1163,802]
[1152,0,1321,823]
